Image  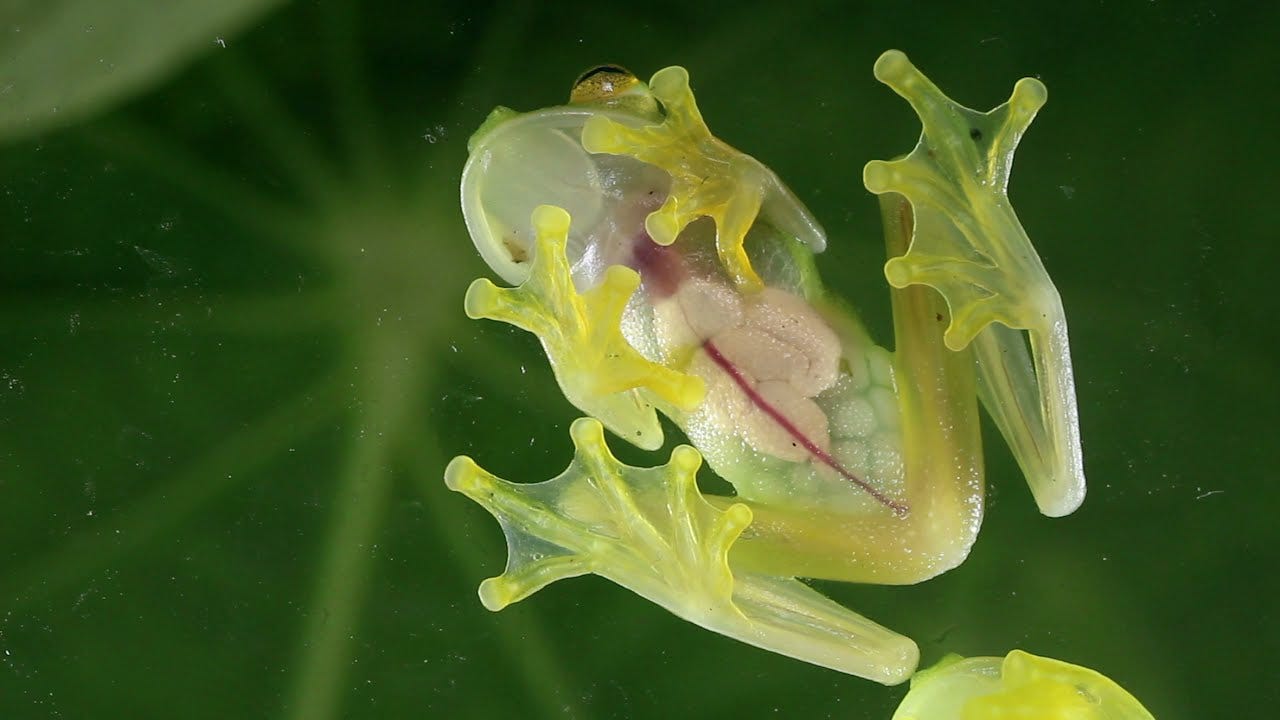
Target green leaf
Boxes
[0,0,286,143]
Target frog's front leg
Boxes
[582,65,827,292]
[464,204,706,452]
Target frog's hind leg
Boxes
[863,50,1086,517]
[721,192,987,586]
[445,417,920,684]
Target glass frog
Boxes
[446,51,1086,685]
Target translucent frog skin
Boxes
[447,52,1087,685]
[893,651,1155,719]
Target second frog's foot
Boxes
[892,650,1156,719]
[445,417,919,684]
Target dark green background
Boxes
[2,2,1275,718]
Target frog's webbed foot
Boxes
[892,650,1156,719]
[863,50,1085,516]
[445,417,919,684]
[465,205,705,450]
[581,66,775,292]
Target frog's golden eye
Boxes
[569,64,640,105]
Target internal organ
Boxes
[655,278,842,463]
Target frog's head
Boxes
[461,64,824,289]
[461,67,673,287]
[568,65,661,121]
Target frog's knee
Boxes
[908,514,981,582]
